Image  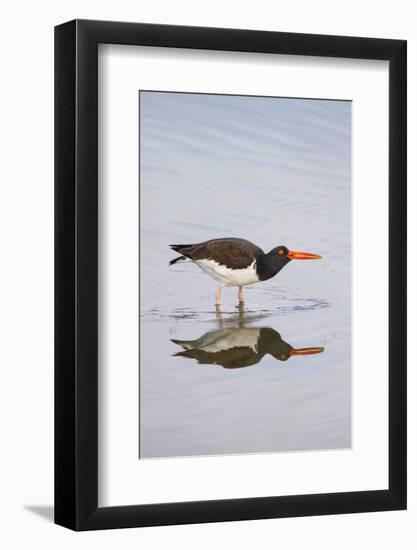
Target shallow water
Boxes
[139,92,351,458]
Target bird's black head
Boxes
[256,245,322,281]
[270,245,291,262]
[256,246,291,281]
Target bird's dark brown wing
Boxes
[170,238,264,269]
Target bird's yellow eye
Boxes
[278,249,284,255]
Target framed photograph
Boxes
[55,19,406,530]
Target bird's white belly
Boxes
[195,259,259,286]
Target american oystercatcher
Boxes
[172,327,324,369]
[169,238,322,305]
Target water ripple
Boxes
[141,296,329,324]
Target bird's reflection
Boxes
[171,304,324,369]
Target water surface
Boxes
[140,92,351,458]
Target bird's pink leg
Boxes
[238,286,244,303]
[215,287,222,305]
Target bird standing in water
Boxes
[169,237,322,305]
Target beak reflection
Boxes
[289,347,325,356]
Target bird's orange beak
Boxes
[287,250,322,260]
[289,347,324,356]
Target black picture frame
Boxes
[55,19,407,531]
